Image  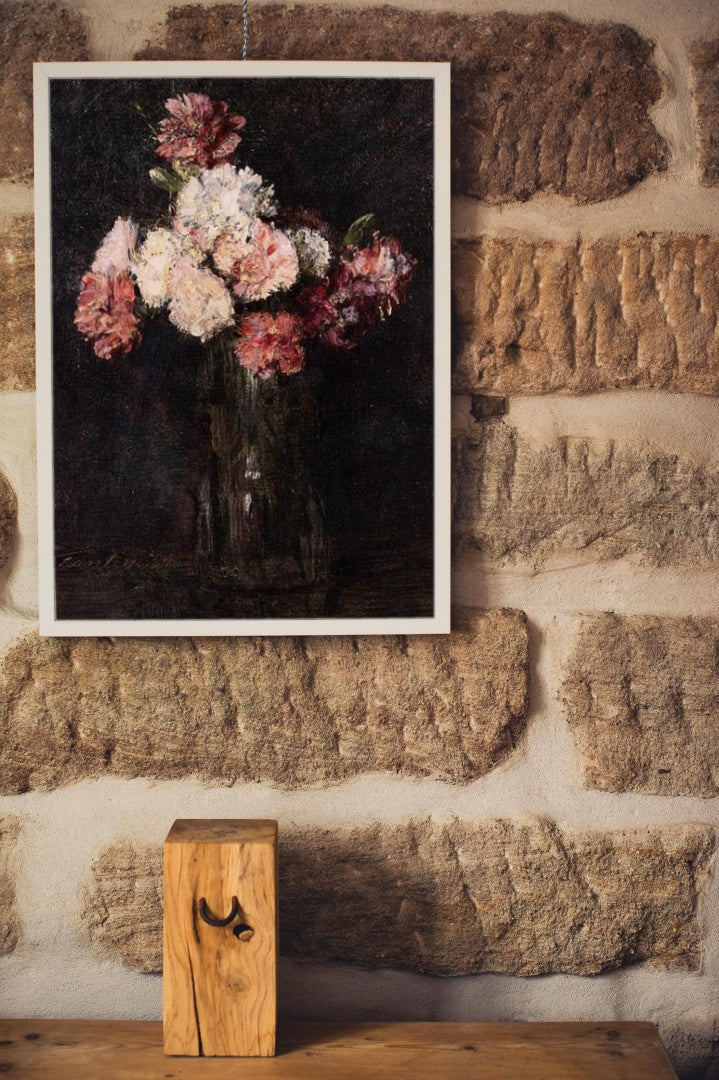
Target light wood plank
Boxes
[0,1020,679,1078]
[166,819,278,845]
[163,818,277,1056]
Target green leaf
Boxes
[133,101,157,135]
[148,167,183,193]
[172,160,200,181]
[342,213,378,248]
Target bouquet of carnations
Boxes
[74,91,416,378]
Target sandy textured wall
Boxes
[1,0,719,1076]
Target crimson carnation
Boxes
[298,281,358,350]
[74,271,142,360]
[235,312,305,379]
[299,235,416,350]
[155,93,246,170]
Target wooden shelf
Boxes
[0,1019,678,1078]
[0,1015,677,1075]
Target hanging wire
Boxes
[243,0,249,59]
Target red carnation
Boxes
[155,93,246,170]
[235,311,305,379]
[74,271,142,360]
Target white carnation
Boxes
[288,227,331,279]
[167,264,234,341]
[235,166,278,219]
[174,164,277,251]
[133,228,202,308]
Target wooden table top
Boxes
[0,1019,679,1078]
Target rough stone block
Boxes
[82,842,160,973]
[0,469,16,573]
[84,818,714,976]
[454,423,719,568]
[564,614,719,796]
[0,817,20,956]
[0,609,528,794]
[0,215,35,391]
[453,236,719,395]
[139,6,668,204]
[0,3,88,181]
[691,39,719,186]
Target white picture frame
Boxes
[34,60,451,636]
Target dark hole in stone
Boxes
[0,1064,11,1072]
[505,342,522,362]
[463,1044,476,1051]
[471,395,507,421]
[607,1030,621,1040]
[23,1034,39,1041]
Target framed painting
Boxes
[34,60,450,636]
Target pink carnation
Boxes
[90,217,137,276]
[155,93,246,170]
[213,220,298,302]
[74,271,141,360]
[341,234,415,317]
[235,312,305,379]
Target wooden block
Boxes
[163,818,278,1057]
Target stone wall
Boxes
[1,0,719,1077]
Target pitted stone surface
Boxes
[0,3,88,180]
[453,236,719,396]
[454,423,719,568]
[0,216,35,391]
[139,6,668,204]
[0,470,16,573]
[0,818,20,956]
[663,1022,719,1080]
[82,842,161,973]
[84,818,714,976]
[0,610,528,794]
[691,39,719,186]
[564,615,719,796]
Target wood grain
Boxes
[163,818,277,1056]
[0,1020,679,1078]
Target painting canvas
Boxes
[34,61,450,636]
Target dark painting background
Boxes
[50,76,435,621]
